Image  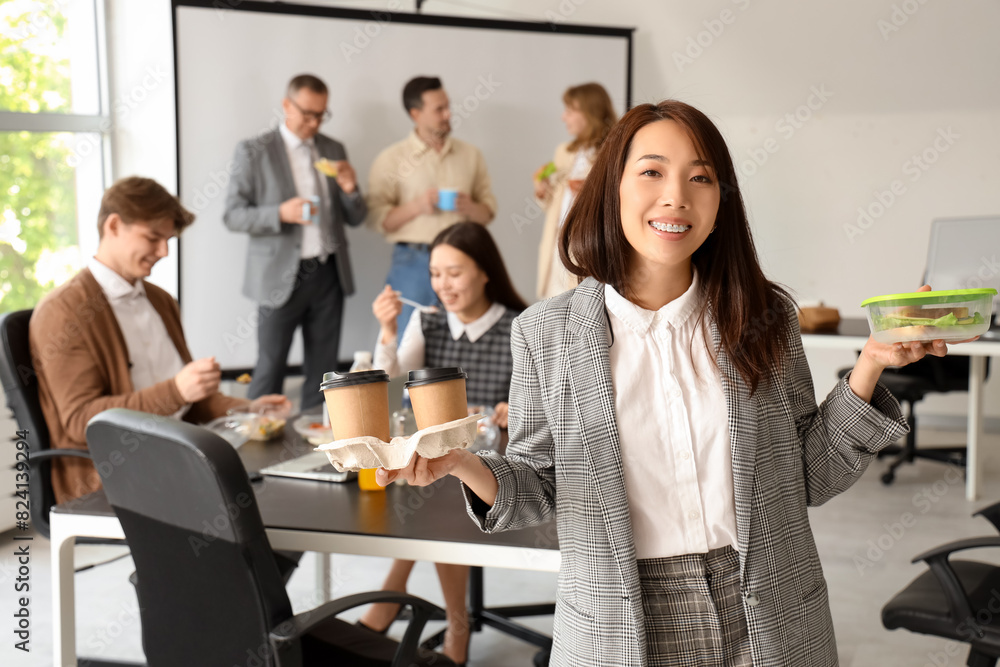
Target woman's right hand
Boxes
[380,448,501,506]
[372,285,403,337]
[377,449,468,487]
[533,178,551,201]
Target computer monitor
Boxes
[924,216,1000,321]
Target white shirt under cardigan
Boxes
[88,258,189,418]
[279,122,327,260]
[374,302,507,378]
[604,272,738,560]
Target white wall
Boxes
[106,0,1000,422]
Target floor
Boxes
[5,428,1000,666]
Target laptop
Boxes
[923,216,1000,340]
[259,451,356,483]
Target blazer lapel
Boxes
[267,130,297,201]
[711,320,757,569]
[566,280,640,589]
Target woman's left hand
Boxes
[492,401,509,429]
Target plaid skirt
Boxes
[637,546,753,666]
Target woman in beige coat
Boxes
[535,82,617,299]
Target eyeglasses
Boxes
[288,97,331,123]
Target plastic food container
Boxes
[861,288,997,344]
[292,415,334,445]
[224,410,286,441]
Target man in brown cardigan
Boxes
[30,177,290,504]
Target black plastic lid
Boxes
[404,367,467,389]
[319,369,389,392]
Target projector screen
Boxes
[174,0,632,370]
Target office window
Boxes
[0,0,108,311]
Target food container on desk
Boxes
[861,288,997,344]
[208,410,286,443]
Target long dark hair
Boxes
[431,222,529,313]
[560,100,791,393]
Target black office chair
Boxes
[86,408,456,667]
[883,500,1000,666]
[839,355,990,484]
[0,309,96,537]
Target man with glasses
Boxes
[224,74,366,408]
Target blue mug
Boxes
[301,196,321,223]
[437,188,458,212]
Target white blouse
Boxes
[88,258,189,418]
[373,302,507,378]
[605,272,738,560]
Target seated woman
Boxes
[361,221,529,665]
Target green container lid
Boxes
[861,288,997,308]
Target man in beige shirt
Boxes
[367,76,497,333]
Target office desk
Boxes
[50,432,559,667]
[800,317,1000,501]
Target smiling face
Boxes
[430,243,490,320]
[100,214,175,283]
[561,103,587,138]
[618,119,720,280]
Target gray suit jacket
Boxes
[223,129,367,306]
[465,278,908,667]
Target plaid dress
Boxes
[421,307,518,407]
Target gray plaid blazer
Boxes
[466,277,908,667]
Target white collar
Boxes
[279,122,313,151]
[446,302,507,343]
[604,269,701,337]
[88,257,146,302]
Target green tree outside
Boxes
[1,0,80,311]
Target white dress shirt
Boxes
[279,123,326,260]
[374,302,507,378]
[605,272,738,559]
[88,258,189,417]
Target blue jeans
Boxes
[385,243,436,340]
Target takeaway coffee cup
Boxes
[436,188,458,212]
[405,367,468,430]
[320,370,390,490]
